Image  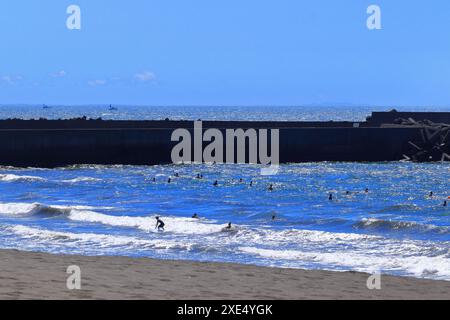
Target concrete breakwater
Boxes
[0,111,444,168]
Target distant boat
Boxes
[109,104,118,111]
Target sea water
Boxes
[0,105,449,280]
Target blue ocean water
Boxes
[0,106,449,280]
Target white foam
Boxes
[0,202,44,216]
[61,177,102,183]
[0,174,45,182]
[239,246,450,280]
[0,201,224,235]
[0,202,111,217]
[68,210,224,234]
[6,225,190,250]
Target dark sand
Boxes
[0,249,449,300]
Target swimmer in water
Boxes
[174,173,179,177]
[167,178,171,183]
[329,193,333,201]
[155,216,165,231]
[213,180,218,186]
[196,174,201,179]
[429,191,433,198]
[444,201,447,207]
[365,188,369,193]
[239,178,243,183]
[345,191,350,195]
[268,184,273,191]
[152,177,156,182]
[250,180,253,187]
[272,214,276,221]
[192,213,199,219]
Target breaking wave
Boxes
[353,218,450,234]
[0,174,46,183]
[239,246,450,280]
[61,177,102,183]
[3,225,194,251]
[0,202,226,235]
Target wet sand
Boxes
[0,249,449,300]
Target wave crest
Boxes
[353,218,449,234]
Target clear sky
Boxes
[1,0,450,106]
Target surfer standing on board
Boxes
[155,216,165,231]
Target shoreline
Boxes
[0,249,449,300]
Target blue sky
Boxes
[1,0,450,106]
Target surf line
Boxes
[171,121,280,175]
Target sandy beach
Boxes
[0,249,448,300]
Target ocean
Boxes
[0,105,449,281]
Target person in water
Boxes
[225,222,232,230]
[268,184,273,191]
[152,177,156,182]
[365,188,369,193]
[167,178,171,183]
[272,214,276,221]
[429,191,434,198]
[444,200,447,207]
[155,216,165,231]
[250,180,253,187]
[329,193,333,201]
[174,173,179,177]
[192,213,199,219]
[213,180,218,186]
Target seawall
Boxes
[0,118,423,167]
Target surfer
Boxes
[152,177,156,182]
[365,188,369,193]
[250,180,253,187]
[155,216,165,231]
[429,191,434,198]
[329,193,333,201]
[224,222,232,230]
[168,177,171,183]
[239,178,243,183]
[268,184,273,191]
[272,214,276,221]
[213,180,218,186]
[192,213,199,219]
